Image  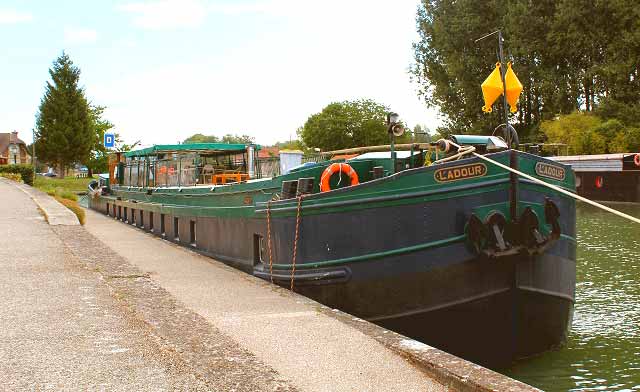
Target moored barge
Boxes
[89,133,576,367]
[551,153,640,203]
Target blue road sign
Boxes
[104,133,115,148]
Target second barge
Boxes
[551,153,640,202]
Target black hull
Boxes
[255,238,575,367]
[376,282,573,368]
[576,171,640,202]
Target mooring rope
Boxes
[266,200,274,283]
[447,140,640,225]
[434,144,476,164]
[291,195,304,291]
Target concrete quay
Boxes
[0,178,539,391]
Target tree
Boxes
[607,128,640,153]
[35,52,93,178]
[183,133,219,143]
[596,99,640,128]
[540,112,604,155]
[85,105,115,176]
[85,150,108,177]
[413,0,507,136]
[541,110,640,154]
[412,124,432,143]
[114,140,141,152]
[221,134,254,144]
[183,133,255,144]
[412,0,640,140]
[298,99,403,151]
[275,138,306,151]
[594,99,640,153]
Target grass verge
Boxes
[34,176,94,198]
[33,176,92,225]
[55,196,86,225]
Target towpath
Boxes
[0,178,447,391]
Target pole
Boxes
[496,31,519,222]
[32,129,36,179]
[410,130,415,169]
[390,133,396,174]
[498,31,510,147]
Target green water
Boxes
[506,204,640,391]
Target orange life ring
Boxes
[595,176,604,189]
[320,163,359,192]
[634,153,640,167]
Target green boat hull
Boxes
[91,150,576,366]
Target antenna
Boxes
[474,29,501,43]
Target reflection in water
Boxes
[506,203,640,391]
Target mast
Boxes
[476,29,518,221]
[498,31,511,147]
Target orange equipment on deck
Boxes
[210,173,249,185]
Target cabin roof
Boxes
[125,143,260,157]
[349,151,420,160]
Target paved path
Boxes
[0,180,293,391]
[0,179,445,391]
[82,210,445,392]
[8,178,79,225]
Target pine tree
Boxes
[35,52,93,178]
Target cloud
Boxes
[0,9,33,24]
[207,0,398,20]
[119,0,207,29]
[64,27,98,45]
[94,0,441,146]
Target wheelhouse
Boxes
[113,143,260,188]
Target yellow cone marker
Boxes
[505,62,523,113]
[481,63,504,113]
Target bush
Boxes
[0,172,23,182]
[540,112,614,154]
[0,164,34,185]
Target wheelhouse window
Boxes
[121,144,259,188]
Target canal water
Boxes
[505,203,640,391]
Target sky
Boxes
[0,0,441,146]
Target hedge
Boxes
[0,164,34,185]
[0,173,23,183]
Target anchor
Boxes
[467,198,562,258]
